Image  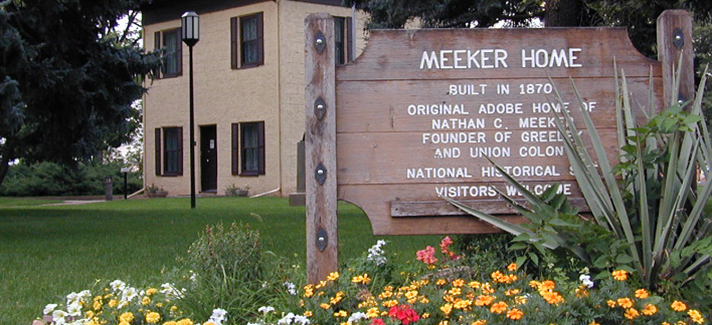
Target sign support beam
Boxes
[657,10,694,108]
[305,13,337,284]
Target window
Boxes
[155,127,183,176]
[232,122,265,176]
[231,12,264,69]
[154,28,182,78]
[334,17,354,65]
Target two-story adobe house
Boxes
[141,0,365,197]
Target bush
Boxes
[0,161,142,196]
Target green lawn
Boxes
[0,197,440,324]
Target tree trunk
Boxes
[0,141,15,188]
[545,0,594,27]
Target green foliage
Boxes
[450,68,712,309]
[175,222,285,325]
[0,161,142,196]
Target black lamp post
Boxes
[182,11,199,208]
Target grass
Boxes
[0,196,440,325]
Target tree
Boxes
[0,0,160,188]
[347,0,712,57]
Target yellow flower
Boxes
[490,301,508,314]
[334,310,347,317]
[382,299,398,308]
[454,299,472,310]
[93,300,102,311]
[85,311,95,319]
[507,308,524,320]
[612,270,629,281]
[529,280,541,289]
[120,322,131,325]
[617,297,634,309]
[641,304,658,316]
[156,303,164,308]
[588,321,600,325]
[634,289,649,299]
[146,288,158,295]
[108,299,118,308]
[575,286,589,298]
[366,307,380,318]
[507,263,518,271]
[351,274,371,284]
[204,322,218,325]
[688,309,705,324]
[448,287,462,296]
[436,279,447,286]
[504,289,521,296]
[452,279,465,287]
[327,272,340,281]
[624,308,640,320]
[119,312,134,323]
[176,319,194,325]
[471,320,487,325]
[422,313,430,319]
[440,303,453,315]
[320,303,331,310]
[514,296,528,305]
[146,311,161,324]
[304,311,313,317]
[671,300,688,312]
[405,290,418,300]
[438,321,449,325]
[468,281,481,289]
[163,322,178,325]
[142,296,152,306]
[607,300,616,308]
[481,283,495,294]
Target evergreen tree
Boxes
[0,0,160,187]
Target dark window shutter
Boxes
[155,128,162,176]
[256,12,264,65]
[346,17,354,62]
[177,127,184,176]
[231,123,239,175]
[230,17,238,69]
[176,30,183,76]
[257,121,265,174]
[154,32,162,78]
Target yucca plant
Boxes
[447,65,712,296]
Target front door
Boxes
[200,125,217,192]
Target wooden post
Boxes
[657,10,694,108]
[305,13,337,284]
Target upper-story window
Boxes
[154,28,182,78]
[334,16,353,65]
[231,12,264,69]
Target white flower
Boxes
[579,274,594,288]
[67,302,83,316]
[110,280,126,291]
[293,315,310,325]
[208,308,228,324]
[52,309,68,324]
[367,240,388,265]
[348,312,367,323]
[121,286,138,301]
[277,313,295,325]
[283,282,297,295]
[258,306,276,314]
[160,283,184,298]
[43,303,58,315]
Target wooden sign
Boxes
[305,11,693,282]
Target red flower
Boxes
[371,319,385,325]
[416,246,437,265]
[389,304,420,324]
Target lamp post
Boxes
[182,11,199,208]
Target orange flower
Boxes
[589,321,600,325]
[468,281,481,289]
[538,280,556,292]
[491,271,506,282]
[612,270,629,281]
[607,300,617,308]
[471,320,487,325]
[671,300,688,312]
[490,301,508,314]
[641,304,658,316]
[624,308,640,320]
[440,303,453,315]
[474,295,495,307]
[481,283,495,294]
[452,279,465,287]
[504,289,521,296]
[541,291,564,305]
[436,279,447,286]
[506,308,524,320]
[617,297,634,309]
[507,263,518,272]
[634,289,649,299]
